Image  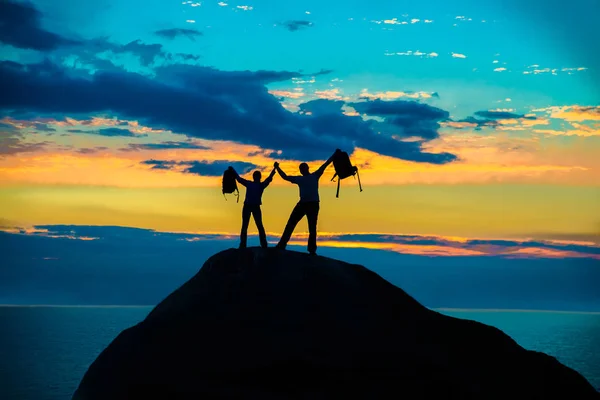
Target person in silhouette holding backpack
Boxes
[228,166,276,249]
[274,149,340,255]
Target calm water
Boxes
[1,307,599,399]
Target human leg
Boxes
[276,203,306,249]
[306,202,320,254]
[239,204,251,248]
[252,205,268,248]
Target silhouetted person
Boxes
[274,149,340,255]
[229,166,276,249]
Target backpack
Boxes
[222,168,239,203]
[330,151,363,198]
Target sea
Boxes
[1,306,599,399]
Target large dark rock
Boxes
[73,248,599,399]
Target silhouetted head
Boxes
[299,162,309,176]
[252,171,262,182]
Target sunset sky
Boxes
[1,0,599,269]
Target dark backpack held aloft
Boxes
[222,168,239,203]
[330,151,362,198]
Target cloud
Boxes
[523,66,587,76]
[154,28,203,40]
[443,110,546,132]
[350,99,448,119]
[141,159,257,176]
[0,60,457,163]
[281,20,313,31]
[67,127,143,137]
[97,127,144,137]
[360,89,439,100]
[314,88,343,100]
[76,146,109,154]
[268,90,304,99]
[1,127,49,156]
[0,0,81,51]
[494,67,507,72]
[346,99,457,151]
[533,122,600,137]
[121,40,165,66]
[121,141,210,151]
[474,110,536,120]
[3,225,600,308]
[61,36,200,72]
[384,50,438,58]
[452,53,467,59]
[536,106,600,122]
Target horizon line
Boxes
[1,304,599,314]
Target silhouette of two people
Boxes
[230,149,340,255]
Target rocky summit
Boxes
[73,248,599,399]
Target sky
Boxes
[0,0,599,305]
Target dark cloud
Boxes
[76,146,108,154]
[281,20,313,31]
[350,99,449,119]
[155,28,203,40]
[31,122,56,132]
[0,136,48,156]
[175,53,201,62]
[141,159,257,176]
[95,127,139,137]
[121,141,210,151]
[347,99,452,141]
[444,110,539,131]
[67,127,142,137]
[0,60,456,163]
[121,40,164,66]
[298,99,345,116]
[474,110,537,120]
[0,0,81,51]
[61,36,200,72]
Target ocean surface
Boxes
[1,307,599,399]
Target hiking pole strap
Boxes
[336,178,340,198]
[356,169,363,192]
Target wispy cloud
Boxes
[154,28,203,40]
[268,89,305,99]
[535,106,600,122]
[360,89,439,100]
[452,53,467,59]
[384,50,438,58]
[281,20,313,31]
[523,65,587,76]
[68,127,145,137]
[141,159,257,176]
[121,141,210,151]
[6,226,599,259]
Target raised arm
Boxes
[314,149,339,178]
[275,162,298,183]
[261,168,277,188]
[229,166,250,187]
